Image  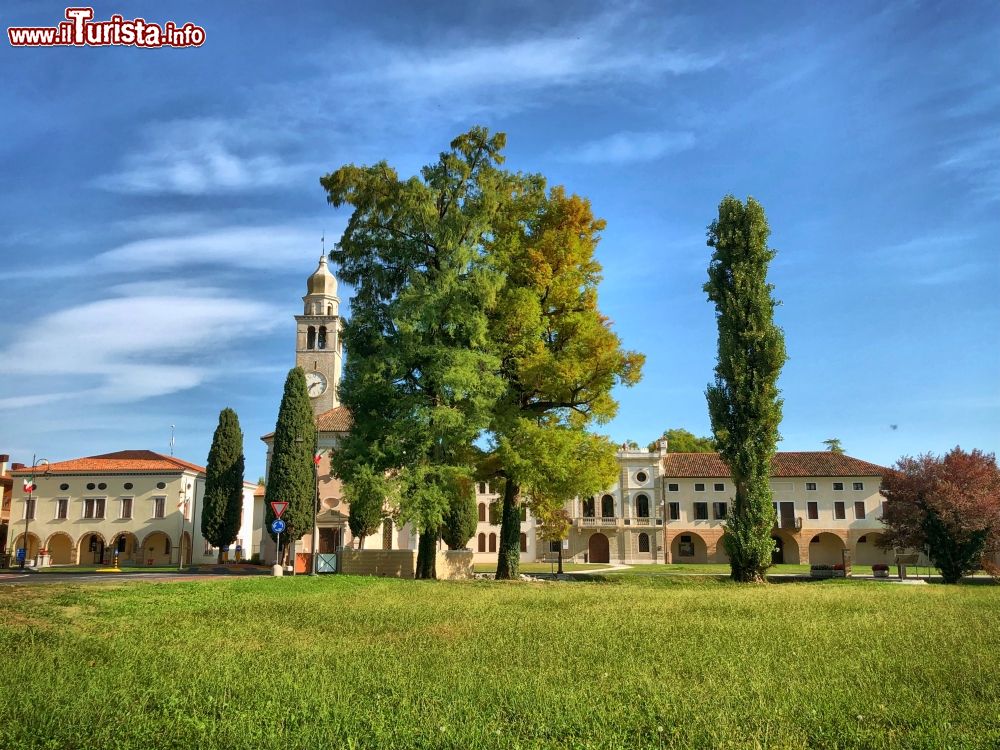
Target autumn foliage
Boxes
[880,447,1000,583]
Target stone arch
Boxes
[588,532,610,564]
[307,326,316,349]
[317,326,328,350]
[109,531,140,562]
[140,531,174,566]
[10,532,42,564]
[582,497,595,518]
[478,503,486,522]
[671,531,708,563]
[477,533,486,553]
[77,531,108,565]
[45,531,75,565]
[854,532,894,566]
[771,531,800,565]
[713,534,732,563]
[488,532,496,553]
[809,532,847,566]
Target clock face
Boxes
[305,371,328,398]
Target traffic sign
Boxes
[270,501,288,519]
[271,518,286,534]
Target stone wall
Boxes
[338,548,475,580]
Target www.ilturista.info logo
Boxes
[8,7,205,48]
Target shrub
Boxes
[872,563,889,572]
[811,564,833,571]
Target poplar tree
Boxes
[323,128,511,578]
[704,195,787,583]
[487,188,643,579]
[264,367,317,562]
[201,407,245,562]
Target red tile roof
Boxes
[661,451,887,478]
[10,450,206,476]
[260,405,353,441]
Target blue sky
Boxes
[1,1,997,481]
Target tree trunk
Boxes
[415,527,437,579]
[495,481,521,580]
[217,548,224,564]
[557,543,563,575]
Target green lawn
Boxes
[474,562,612,574]
[1,576,998,749]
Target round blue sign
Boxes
[271,519,286,534]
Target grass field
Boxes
[1,576,998,749]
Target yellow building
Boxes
[7,450,258,568]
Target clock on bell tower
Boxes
[295,254,343,415]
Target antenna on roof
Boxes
[170,425,175,456]
[321,230,325,256]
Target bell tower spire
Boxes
[295,248,342,415]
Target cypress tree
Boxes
[345,464,387,549]
[704,196,787,583]
[264,367,317,562]
[442,482,478,551]
[201,407,246,563]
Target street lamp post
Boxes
[20,455,48,570]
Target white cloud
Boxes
[95,118,311,196]
[557,131,696,164]
[0,289,282,410]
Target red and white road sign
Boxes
[270,501,288,519]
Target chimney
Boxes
[11,462,25,471]
[657,438,669,455]
[0,454,8,474]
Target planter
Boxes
[811,570,835,579]
[873,569,889,578]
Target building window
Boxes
[713,502,728,520]
[833,482,844,491]
[601,494,614,518]
[156,482,166,490]
[638,533,650,553]
[83,498,105,519]
[478,503,486,523]
[668,502,680,520]
[317,326,327,350]
[694,483,705,492]
[519,533,527,553]
[582,497,595,518]
[694,502,708,521]
[59,483,69,491]
[806,482,817,491]
[488,503,499,525]
[636,471,648,483]
[153,497,165,519]
[678,535,694,557]
[714,483,725,492]
[24,497,36,520]
[488,533,497,553]
[834,501,846,520]
[164,537,171,555]
[86,483,96,490]
[667,483,679,492]
[807,501,819,520]
[635,494,650,518]
[55,498,68,520]
[549,541,560,553]
[854,501,866,520]
[478,482,486,494]
[97,483,107,491]
[121,498,133,519]
[307,326,316,349]
[853,482,864,491]
[519,506,527,522]
[477,533,486,553]
[124,482,133,490]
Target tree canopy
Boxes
[880,447,1000,583]
[823,438,845,454]
[704,195,787,583]
[648,428,716,453]
[201,407,245,563]
[323,128,511,578]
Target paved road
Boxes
[0,567,273,586]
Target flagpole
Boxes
[310,450,321,576]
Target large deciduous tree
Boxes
[264,367,317,563]
[704,195,787,583]
[648,428,716,453]
[487,187,643,579]
[201,407,245,562]
[323,128,511,579]
[880,447,1000,583]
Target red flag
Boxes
[314,452,323,466]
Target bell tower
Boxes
[295,254,342,415]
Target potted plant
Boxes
[872,563,890,578]
[810,564,835,579]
